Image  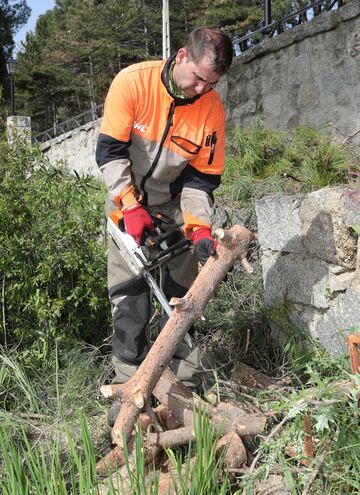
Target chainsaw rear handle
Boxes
[110,208,185,250]
[109,208,125,231]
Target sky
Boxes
[13,0,56,54]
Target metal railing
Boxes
[233,0,344,55]
[32,103,103,144]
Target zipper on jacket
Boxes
[140,101,176,204]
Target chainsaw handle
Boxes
[110,208,130,234]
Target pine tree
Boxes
[0,0,30,110]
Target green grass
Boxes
[0,408,233,495]
[235,332,360,495]
[0,344,233,494]
[221,121,354,207]
[0,414,100,494]
[2,333,358,494]
[167,406,231,495]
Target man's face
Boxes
[173,48,220,98]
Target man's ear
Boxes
[176,47,187,65]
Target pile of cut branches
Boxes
[97,225,268,492]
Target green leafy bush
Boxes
[0,138,109,365]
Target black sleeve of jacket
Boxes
[96,133,131,167]
[170,164,221,202]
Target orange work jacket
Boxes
[96,56,226,235]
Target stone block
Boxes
[300,187,358,268]
[226,2,360,148]
[320,63,355,98]
[42,119,102,177]
[328,270,356,293]
[262,251,331,309]
[262,92,284,119]
[298,83,321,109]
[343,189,360,228]
[238,99,257,117]
[288,303,323,337]
[314,288,360,357]
[287,53,312,85]
[7,115,32,144]
[255,194,304,252]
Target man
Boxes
[96,27,233,424]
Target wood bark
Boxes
[231,362,283,389]
[96,426,194,475]
[303,414,314,466]
[100,225,254,447]
[152,367,268,437]
[216,432,247,470]
[348,333,360,374]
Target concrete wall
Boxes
[255,187,360,357]
[225,1,360,144]
[41,120,101,177]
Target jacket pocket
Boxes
[171,136,201,156]
[189,126,224,175]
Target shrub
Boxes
[0,138,109,366]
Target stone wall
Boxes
[40,120,101,177]
[226,1,360,144]
[255,187,360,356]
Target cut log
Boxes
[348,334,360,374]
[255,474,291,495]
[97,426,194,476]
[100,225,254,447]
[152,368,268,437]
[303,414,314,466]
[216,432,247,470]
[155,457,195,495]
[231,362,280,389]
[153,404,182,430]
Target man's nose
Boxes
[195,82,209,94]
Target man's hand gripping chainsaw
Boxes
[107,209,193,345]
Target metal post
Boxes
[6,58,18,116]
[162,0,170,59]
[264,0,272,26]
[9,76,15,116]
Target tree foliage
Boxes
[0,0,30,101]
[0,138,109,366]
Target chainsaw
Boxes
[107,209,193,346]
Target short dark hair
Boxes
[184,27,233,75]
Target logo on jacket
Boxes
[133,121,148,133]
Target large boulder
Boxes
[300,188,360,269]
[256,186,360,357]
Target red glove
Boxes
[123,204,155,245]
[191,227,217,264]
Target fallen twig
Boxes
[249,413,291,473]
[300,451,326,495]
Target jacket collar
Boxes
[161,55,202,106]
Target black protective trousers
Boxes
[106,195,200,384]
